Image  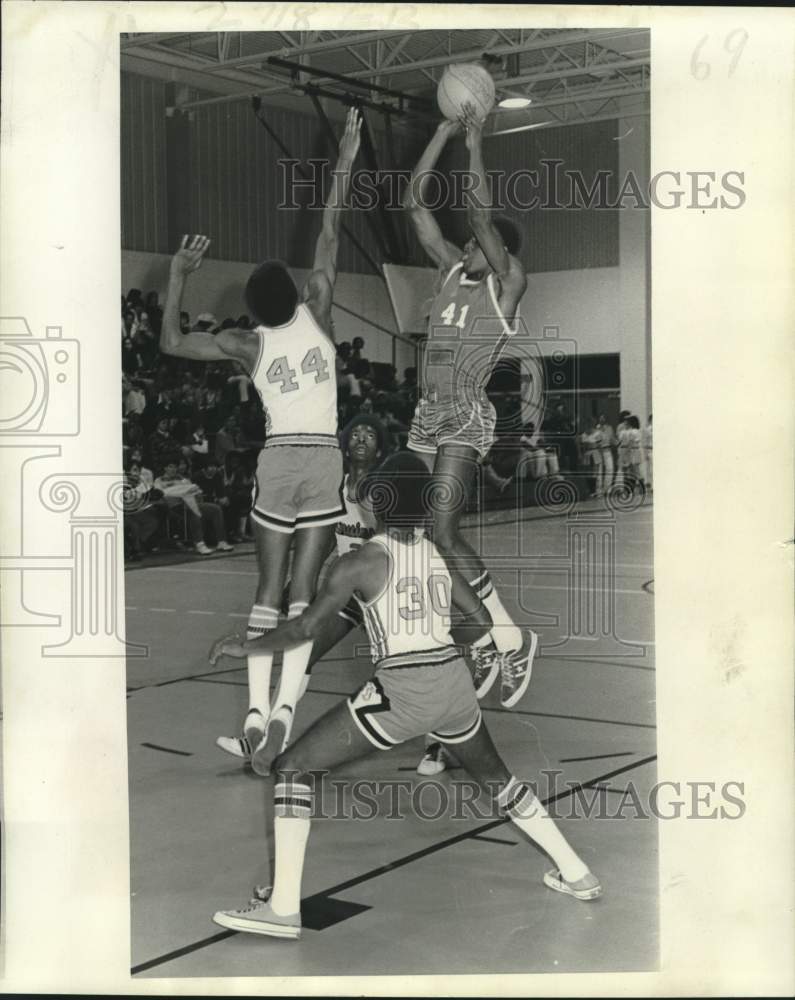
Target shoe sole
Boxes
[251,718,288,777]
[474,660,500,700]
[212,911,301,938]
[501,631,539,709]
[543,870,602,901]
[244,712,266,760]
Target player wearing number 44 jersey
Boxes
[161,108,364,770]
[403,104,538,704]
[209,452,600,940]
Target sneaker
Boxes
[243,708,267,759]
[215,735,251,759]
[499,629,539,709]
[470,642,500,699]
[543,869,602,901]
[212,898,301,939]
[195,541,214,555]
[216,540,235,552]
[416,742,449,776]
[251,705,293,777]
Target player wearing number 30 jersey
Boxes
[161,108,364,774]
[209,452,601,941]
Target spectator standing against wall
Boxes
[596,414,616,488]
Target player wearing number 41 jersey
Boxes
[402,103,538,702]
[161,108,364,768]
[209,452,600,940]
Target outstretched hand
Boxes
[458,102,484,148]
[171,235,211,277]
[339,107,363,161]
[209,631,247,666]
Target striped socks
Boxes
[497,776,589,883]
[270,781,312,916]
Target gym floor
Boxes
[126,497,656,978]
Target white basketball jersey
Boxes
[250,304,338,437]
[335,475,378,556]
[356,531,458,668]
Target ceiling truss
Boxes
[121,28,649,132]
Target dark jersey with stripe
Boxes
[421,263,515,405]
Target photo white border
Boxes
[1,2,793,995]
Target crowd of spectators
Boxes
[121,286,651,560]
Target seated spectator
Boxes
[195,458,240,540]
[148,417,184,472]
[643,414,652,491]
[122,338,144,375]
[124,378,148,418]
[123,462,167,561]
[128,447,154,489]
[154,461,234,556]
[190,424,210,460]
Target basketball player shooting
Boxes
[160,107,363,774]
[402,102,537,709]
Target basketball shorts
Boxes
[251,436,344,534]
[347,656,482,750]
[408,395,496,459]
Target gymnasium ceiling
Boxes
[121,27,650,134]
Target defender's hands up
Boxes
[339,107,363,161]
[171,235,211,277]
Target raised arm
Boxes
[459,104,527,311]
[401,120,462,271]
[302,107,362,330]
[161,235,256,367]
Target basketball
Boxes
[437,63,496,122]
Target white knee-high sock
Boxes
[469,571,522,652]
[247,604,278,716]
[270,781,312,916]
[271,602,313,722]
[498,777,589,882]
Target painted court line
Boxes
[131,752,657,975]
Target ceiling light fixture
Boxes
[498,96,532,109]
